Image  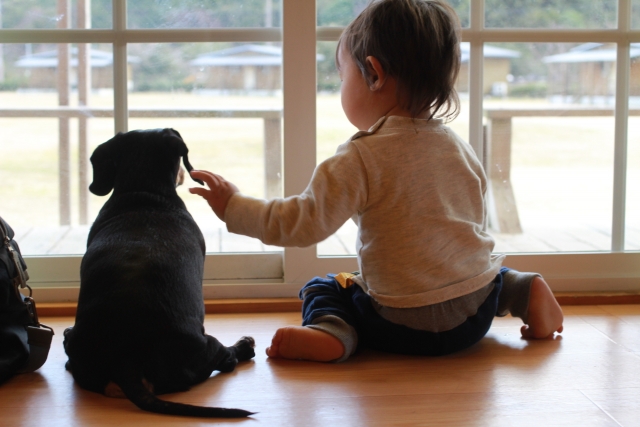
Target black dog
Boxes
[63,128,256,418]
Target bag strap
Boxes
[17,301,55,374]
[1,216,54,373]
[0,217,30,297]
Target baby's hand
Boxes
[189,170,239,221]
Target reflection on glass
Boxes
[0,0,112,29]
[316,40,359,256]
[127,0,281,29]
[0,41,115,255]
[627,55,640,250]
[485,0,617,29]
[128,43,283,253]
[317,0,469,27]
[447,0,470,28]
[634,0,640,28]
[484,42,616,253]
[317,0,369,26]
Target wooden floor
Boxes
[2,306,640,426]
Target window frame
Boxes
[1,0,639,302]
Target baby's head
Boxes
[338,0,461,121]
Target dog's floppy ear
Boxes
[89,133,121,196]
[165,129,204,185]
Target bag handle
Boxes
[1,216,54,374]
[0,217,31,304]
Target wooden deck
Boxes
[13,221,640,256]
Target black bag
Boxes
[0,215,54,384]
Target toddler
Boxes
[190,0,563,362]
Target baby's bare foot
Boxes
[521,276,564,339]
[266,326,345,362]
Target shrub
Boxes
[509,81,547,98]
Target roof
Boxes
[15,48,139,68]
[543,43,640,63]
[459,43,520,63]
[190,44,323,67]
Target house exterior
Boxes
[190,45,282,93]
[456,43,520,95]
[14,48,137,89]
[543,43,640,101]
[190,44,324,93]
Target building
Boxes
[190,44,323,93]
[14,47,137,90]
[543,42,640,102]
[457,43,520,95]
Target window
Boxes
[1,0,638,302]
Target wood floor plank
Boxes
[581,387,640,427]
[1,308,639,426]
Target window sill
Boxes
[35,293,640,317]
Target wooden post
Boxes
[264,117,282,199]
[57,0,71,226]
[486,116,522,234]
[77,0,91,225]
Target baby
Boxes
[190,0,563,362]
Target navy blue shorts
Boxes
[300,268,508,357]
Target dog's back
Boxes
[64,129,254,418]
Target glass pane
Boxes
[485,0,617,29]
[128,42,283,253]
[627,52,640,250]
[0,0,112,29]
[485,43,615,253]
[315,40,469,256]
[317,0,369,26]
[316,40,358,256]
[127,0,281,29]
[634,0,640,28]
[317,0,469,28]
[0,42,115,255]
[447,0,470,28]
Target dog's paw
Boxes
[217,357,239,373]
[234,336,256,361]
[237,336,255,348]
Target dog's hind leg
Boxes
[212,336,256,373]
[231,336,256,362]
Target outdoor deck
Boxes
[13,221,640,256]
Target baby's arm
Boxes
[188,170,239,221]
[190,141,367,247]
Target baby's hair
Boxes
[337,0,461,121]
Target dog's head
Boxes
[89,128,204,196]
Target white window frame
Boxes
[2,0,639,302]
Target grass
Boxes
[1,91,638,251]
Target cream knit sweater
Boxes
[225,115,505,308]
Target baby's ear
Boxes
[365,56,387,91]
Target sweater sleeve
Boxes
[224,141,368,247]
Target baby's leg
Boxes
[520,276,564,339]
[498,270,563,339]
[267,275,360,362]
[266,326,345,362]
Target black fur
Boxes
[63,128,256,418]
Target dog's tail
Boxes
[113,366,255,418]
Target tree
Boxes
[125,0,280,29]
[484,0,617,29]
